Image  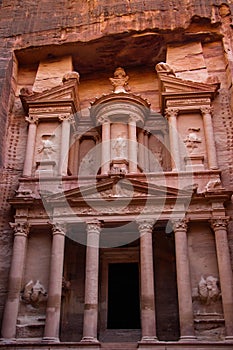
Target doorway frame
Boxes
[99,247,140,339]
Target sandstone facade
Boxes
[1,1,233,349]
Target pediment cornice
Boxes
[20,74,80,114]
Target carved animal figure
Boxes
[198,276,221,305]
[22,280,47,306]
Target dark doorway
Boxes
[107,263,141,329]
[153,230,180,341]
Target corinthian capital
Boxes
[171,218,188,232]
[165,108,179,119]
[59,114,74,122]
[137,219,155,234]
[25,115,39,124]
[86,220,102,235]
[211,217,229,231]
[200,106,213,115]
[10,222,30,237]
[51,222,66,236]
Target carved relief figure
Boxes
[21,280,48,307]
[112,135,127,159]
[198,276,221,305]
[38,134,56,160]
[80,153,95,175]
[184,127,202,152]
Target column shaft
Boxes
[101,121,111,174]
[138,130,145,171]
[211,218,233,338]
[144,131,150,172]
[138,220,157,341]
[82,221,101,342]
[128,120,138,173]
[173,219,195,340]
[1,223,29,339]
[43,224,65,342]
[23,117,38,176]
[201,107,218,169]
[166,109,180,171]
[59,117,71,176]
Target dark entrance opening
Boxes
[107,263,141,329]
[153,229,180,341]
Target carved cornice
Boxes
[211,217,229,231]
[10,222,30,237]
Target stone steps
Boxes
[101,343,138,350]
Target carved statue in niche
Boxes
[112,134,127,159]
[80,153,95,175]
[183,127,202,153]
[21,280,48,307]
[197,276,221,305]
[109,67,129,93]
[38,134,56,160]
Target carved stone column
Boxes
[82,220,102,342]
[58,115,73,176]
[128,118,138,173]
[211,218,233,339]
[144,131,150,172]
[200,106,218,170]
[172,219,196,340]
[43,223,66,342]
[137,220,157,341]
[23,116,38,177]
[101,120,111,174]
[165,108,180,171]
[137,130,145,171]
[1,222,29,339]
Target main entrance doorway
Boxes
[107,262,141,329]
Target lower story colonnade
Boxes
[1,216,233,348]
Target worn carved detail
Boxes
[38,134,56,160]
[86,220,102,234]
[109,67,129,93]
[171,218,188,232]
[52,222,66,236]
[9,222,30,236]
[58,114,73,122]
[62,277,71,297]
[211,217,229,230]
[205,179,222,192]
[137,219,155,233]
[184,127,202,152]
[200,106,213,115]
[21,280,48,307]
[155,62,176,76]
[165,108,179,118]
[62,71,80,83]
[198,276,221,305]
[25,115,39,124]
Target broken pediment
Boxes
[45,176,191,205]
[20,71,80,114]
[155,62,220,112]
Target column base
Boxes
[140,336,158,342]
[81,336,99,343]
[42,337,60,343]
[0,338,16,343]
[225,336,233,341]
[179,335,197,342]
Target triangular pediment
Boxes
[45,176,191,205]
[158,74,220,95]
[20,76,80,113]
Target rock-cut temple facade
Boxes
[1,1,233,349]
